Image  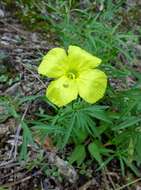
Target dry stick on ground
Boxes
[115,178,141,190]
[0,19,29,36]
[1,170,42,188]
[9,104,30,160]
[0,167,24,180]
[105,167,117,190]
[78,178,98,190]
[0,44,50,51]
[102,168,111,190]
[78,168,119,190]
[0,159,18,167]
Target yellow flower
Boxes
[38,45,107,107]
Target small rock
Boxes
[1,40,10,45]
[31,32,38,43]
[0,124,9,136]
[0,9,5,17]
[1,33,21,45]
[14,48,23,53]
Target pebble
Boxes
[0,9,4,17]
[0,124,9,136]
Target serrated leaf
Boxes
[68,145,86,166]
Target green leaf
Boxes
[113,117,141,130]
[0,75,8,82]
[84,106,112,123]
[72,128,88,144]
[124,159,141,177]
[68,145,86,166]
[88,142,102,165]
[62,113,76,148]
[97,155,114,171]
[127,138,134,164]
[0,187,8,190]
[19,95,41,104]
[135,133,141,162]
[119,156,125,176]
[0,98,18,121]
[20,121,34,160]
[33,123,65,134]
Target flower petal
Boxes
[68,45,101,71]
[77,69,107,103]
[38,48,68,78]
[47,76,78,107]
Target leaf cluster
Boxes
[31,82,141,176]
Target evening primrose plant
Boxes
[36,45,110,165]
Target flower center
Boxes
[66,70,78,79]
[67,72,76,79]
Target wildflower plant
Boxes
[2,0,141,182]
[36,45,110,166]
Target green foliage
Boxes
[88,142,102,165]
[5,0,138,63]
[0,187,8,190]
[68,145,86,166]
[0,96,35,161]
[0,96,18,123]
[32,101,111,148]
[31,83,141,176]
[20,121,34,160]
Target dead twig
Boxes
[1,170,41,188]
[0,44,50,51]
[105,168,116,190]
[0,19,29,36]
[102,168,111,190]
[78,178,97,190]
[0,167,24,179]
[9,104,30,160]
[115,178,141,190]
[0,159,16,168]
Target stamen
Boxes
[67,72,76,79]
